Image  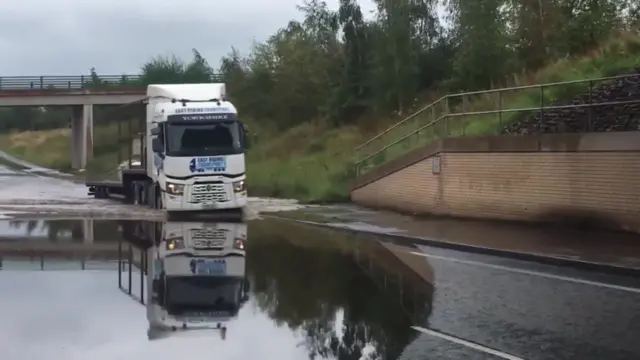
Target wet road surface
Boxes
[1,217,640,360]
[280,205,640,270]
[0,163,303,219]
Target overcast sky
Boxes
[1,0,376,76]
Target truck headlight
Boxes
[232,180,246,193]
[166,237,185,250]
[166,182,184,195]
[234,238,245,250]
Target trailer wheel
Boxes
[155,187,163,209]
[95,187,108,199]
[132,183,140,204]
[146,184,155,208]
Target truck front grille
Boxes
[190,183,228,203]
[191,228,227,248]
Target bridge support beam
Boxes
[70,104,94,169]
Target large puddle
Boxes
[0,218,434,360]
[1,218,639,360]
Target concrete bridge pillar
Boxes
[83,219,94,244]
[70,104,94,169]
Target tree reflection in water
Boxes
[246,225,432,360]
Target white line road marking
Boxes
[407,251,640,294]
[411,326,526,360]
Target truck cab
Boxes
[146,83,249,213]
[146,220,250,339]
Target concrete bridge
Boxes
[0,74,222,169]
[0,75,146,169]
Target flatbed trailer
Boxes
[87,169,145,201]
[84,99,160,206]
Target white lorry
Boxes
[86,83,249,215]
[145,220,250,339]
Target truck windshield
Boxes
[164,276,242,315]
[165,121,243,156]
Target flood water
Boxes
[1,218,639,360]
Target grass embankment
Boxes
[1,35,639,202]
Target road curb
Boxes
[266,215,640,278]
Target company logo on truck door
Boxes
[189,157,227,173]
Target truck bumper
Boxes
[164,192,248,212]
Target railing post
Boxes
[462,95,468,136]
[0,77,2,90]
[444,96,450,137]
[68,81,71,89]
[587,80,593,132]
[81,75,85,88]
[539,85,544,133]
[431,103,436,131]
[497,90,503,128]
[39,76,44,89]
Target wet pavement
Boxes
[276,205,640,270]
[1,217,640,360]
[0,162,304,220]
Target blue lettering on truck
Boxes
[189,157,226,173]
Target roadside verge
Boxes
[0,150,72,177]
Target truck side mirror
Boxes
[151,138,164,153]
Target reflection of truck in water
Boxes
[146,221,250,340]
[161,221,246,257]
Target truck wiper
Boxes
[172,98,222,106]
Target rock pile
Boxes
[501,68,640,135]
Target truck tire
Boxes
[95,187,108,199]
[146,184,155,209]
[155,186,163,209]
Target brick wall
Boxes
[351,132,640,234]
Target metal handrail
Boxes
[354,95,447,151]
[357,73,639,152]
[354,72,640,175]
[0,73,225,90]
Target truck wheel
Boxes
[155,187,163,209]
[146,185,155,208]
[95,187,107,199]
[132,183,140,204]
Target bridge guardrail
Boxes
[0,75,143,90]
[354,72,640,176]
[0,74,225,90]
